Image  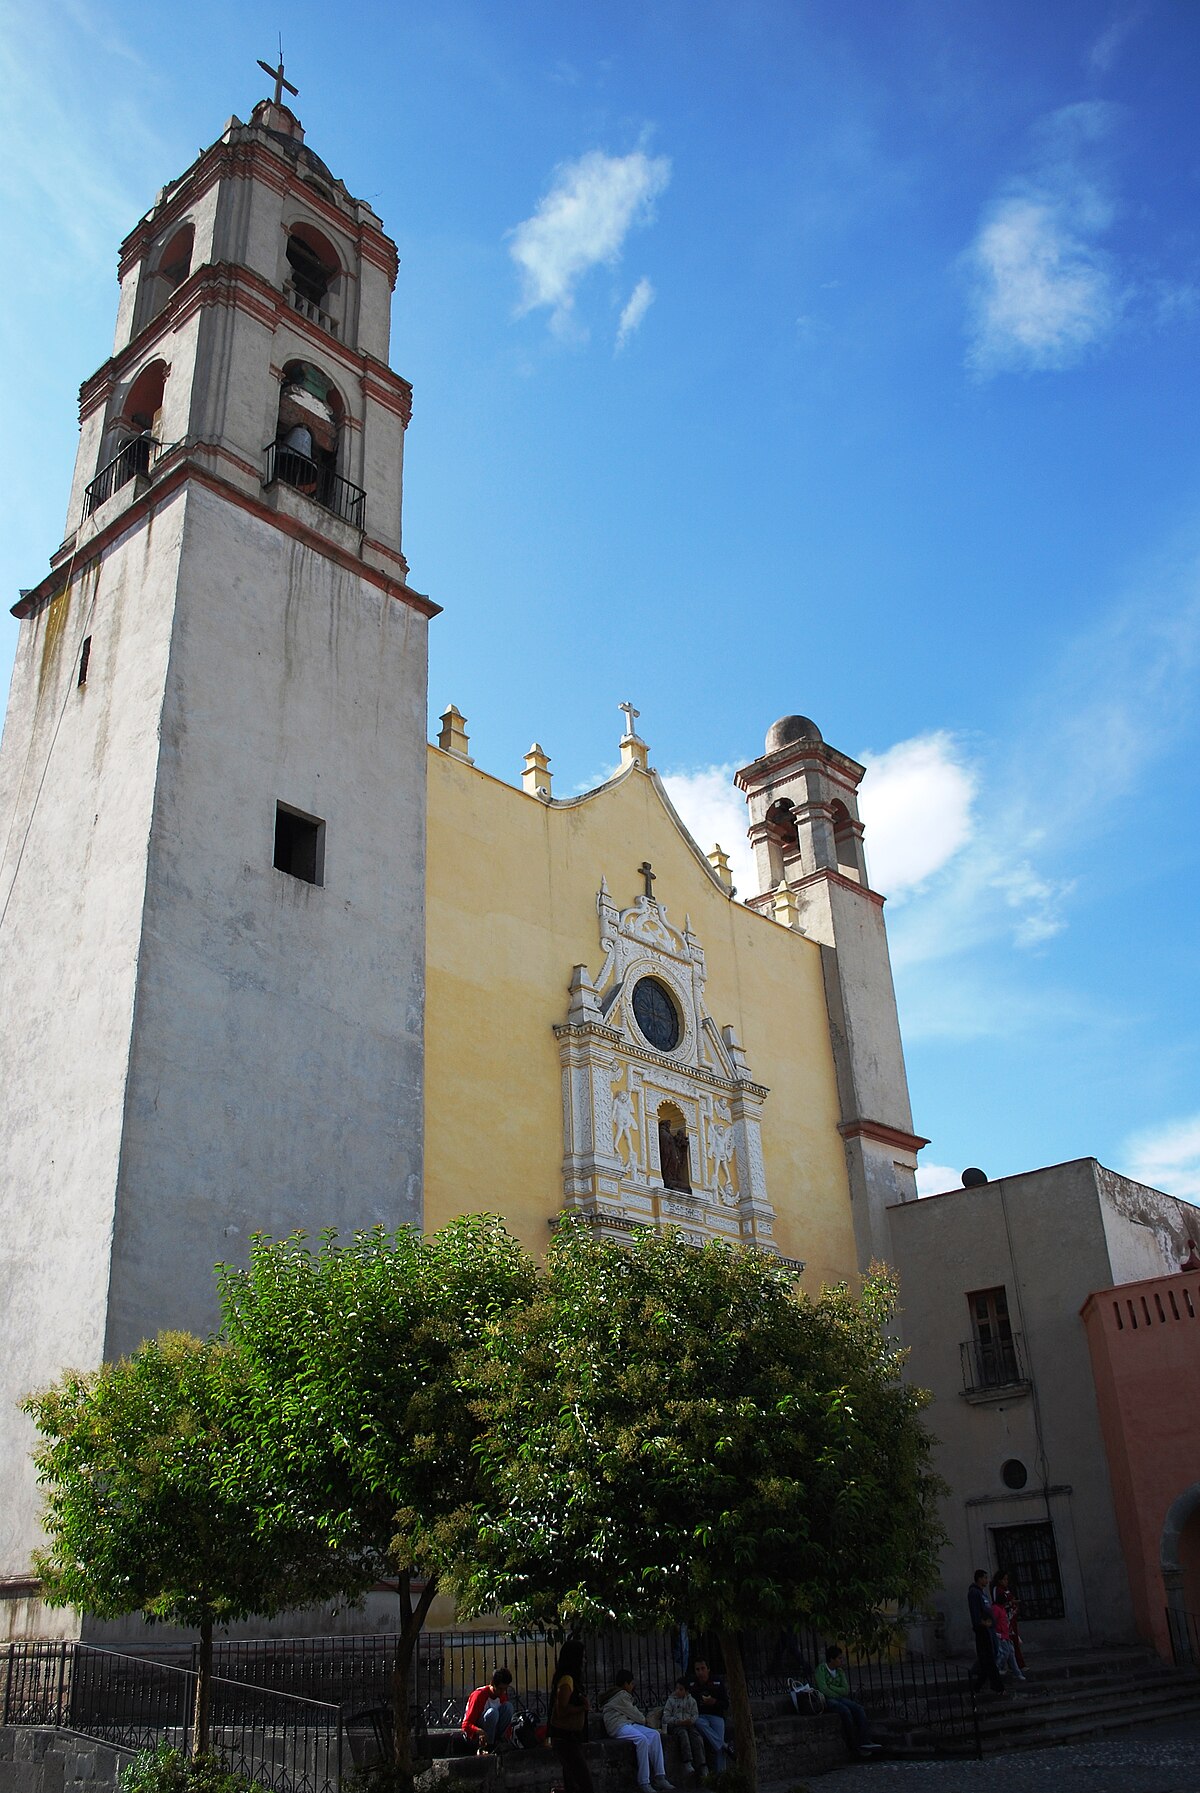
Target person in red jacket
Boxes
[462,1667,517,1753]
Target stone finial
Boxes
[437,704,473,762]
[708,844,734,892]
[772,881,801,929]
[522,743,553,799]
[566,964,602,1022]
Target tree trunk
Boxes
[192,1616,214,1761]
[717,1630,757,1793]
[390,1573,440,1787]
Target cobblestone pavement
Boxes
[769,1714,1200,1792]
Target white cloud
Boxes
[965,102,1123,376]
[660,764,755,898]
[510,149,670,335]
[916,1162,963,1198]
[1122,1115,1200,1202]
[1088,10,1144,76]
[616,276,655,351]
[857,732,976,896]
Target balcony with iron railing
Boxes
[262,441,366,531]
[959,1331,1031,1402]
[284,282,339,338]
[83,434,175,517]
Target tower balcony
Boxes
[262,442,365,532]
[283,280,339,338]
[83,434,174,517]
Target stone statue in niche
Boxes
[659,1116,692,1193]
[612,1077,639,1166]
[710,1101,736,1193]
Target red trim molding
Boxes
[14,458,438,622]
[789,867,886,908]
[839,1119,930,1154]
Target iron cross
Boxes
[619,700,640,737]
[258,50,299,108]
[639,861,656,899]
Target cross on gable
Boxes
[639,861,656,900]
[619,700,641,737]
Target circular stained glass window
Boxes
[632,977,681,1052]
[1001,1458,1028,1490]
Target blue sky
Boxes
[3,0,1199,1207]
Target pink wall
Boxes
[1082,1272,1200,1659]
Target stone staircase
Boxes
[873,1645,1200,1758]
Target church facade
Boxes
[0,91,922,1638]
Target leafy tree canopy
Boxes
[450,1224,944,1644]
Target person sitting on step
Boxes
[462,1666,517,1754]
[661,1678,707,1781]
[814,1644,881,1758]
[600,1670,675,1793]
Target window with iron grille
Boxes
[990,1521,1065,1620]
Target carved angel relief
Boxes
[553,880,779,1252]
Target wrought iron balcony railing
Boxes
[960,1331,1030,1396]
[83,434,173,516]
[263,442,366,531]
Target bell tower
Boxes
[0,78,435,1616]
[736,716,927,1270]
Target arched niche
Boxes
[122,360,168,436]
[657,1101,692,1194]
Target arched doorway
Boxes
[1161,1482,1200,1662]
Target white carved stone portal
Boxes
[554,880,782,1253]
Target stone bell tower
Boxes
[0,77,434,1616]
[736,716,926,1270]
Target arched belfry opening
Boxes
[86,359,169,516]
[830,798,864,883]
[657,1101,692,1194]
[284,223,341,332]
[272,361,343,507]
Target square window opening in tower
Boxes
[274,802,325,886]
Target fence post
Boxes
[55,1643,68,1727]
[182,1666,192,1760]
[2,1646,13,1725]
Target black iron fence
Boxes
[1,1643,340,1793]
[87,1623,978,1760]
[83,436,174,516]
[1166,1606,1200,1668]
[960,1331,1029,1394]
[263,443,366,531]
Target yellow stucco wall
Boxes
[424,748,859,1292]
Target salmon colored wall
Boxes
[1082,1272,1200,1658]
[424,748,859,1290]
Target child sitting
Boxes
[661,1679,707,1779]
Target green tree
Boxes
[445,1224,944,1792]
[216,1216,538,1787]
[23,1332,366,1757]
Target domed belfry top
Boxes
[32,62,432,611]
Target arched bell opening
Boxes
[274,360,345,509]
[284,223,342,332]
[830,798,865,883]
[86,359,170,516]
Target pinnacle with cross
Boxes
[258,48,299,108]
[618,700,641,738]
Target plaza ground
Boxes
[799,1711,1200,1791]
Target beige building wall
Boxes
[888,1159,1199,1655]
[424,744,859,1289]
